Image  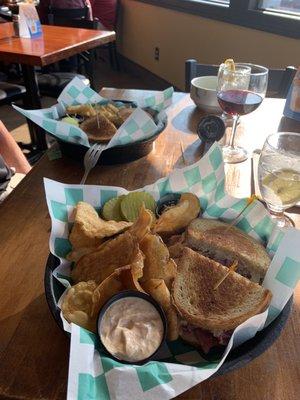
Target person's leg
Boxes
[0,120,31,174]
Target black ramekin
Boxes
[97,290,167,365]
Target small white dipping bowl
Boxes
[190,76,222,114]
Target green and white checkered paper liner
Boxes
[13,77,173,148]
[44,143,300,400]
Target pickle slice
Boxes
[102,195,125,221]
[61,116,79,126]
[120,192,156,222]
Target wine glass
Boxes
[258,132,300,228]
[217,63,269,164]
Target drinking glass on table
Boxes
[258,132,300,228]
[217,63,269,164]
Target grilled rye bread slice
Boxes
[185,218,271,282]
[80,114,117,142]
[172,248,272,332]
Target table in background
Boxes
[0,22,115,152]
[0,90,299,400]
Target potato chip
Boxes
[67,246,99,263]
[71,230,139,284]
[92,268,124,315]
[139,233,177,289]
[148,209,157,228]
[142,279,179,341]
[121,192,156,222]
[66,104,96,117]
[102,195,125,222]
[154,193,200,237]
[69,202,132,249]
[92,255,145,316]
[61,280,97,332]
[128,205,152,241]
[129,248,145,282]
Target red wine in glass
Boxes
[217,89,263,116]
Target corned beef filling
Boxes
[181,323,233,353]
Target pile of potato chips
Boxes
[62,192,200,341]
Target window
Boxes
[259,0,300,15]
[138,0,300,38]
[203,0,229,4]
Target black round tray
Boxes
[44,253,292,376]
[57,103,167,165]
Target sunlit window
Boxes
[259,0,300,15]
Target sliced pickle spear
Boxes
[120,192,156,222]
[102,195,125,221]
[61,116,79,126]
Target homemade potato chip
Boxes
[69,202,132,249]
[148,209,157,228]
[102,195,125,222]
[154,193,200,237]
[128,206,152,241]
[71,230,139,284]
[66,104,96,117]
[71,206,151,284]
[139,233,177,289]
[92,255,145,315]
[92,268,124,314]
[129,248,145,282]
[61,280,97,332]
[142,279,179,341]
[121,192,156,222]
[67,246,99,263]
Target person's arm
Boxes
[0,121,31,174]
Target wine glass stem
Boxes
[229,115,239,149]
[267,206,285,227]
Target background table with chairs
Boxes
[0,22,115,157]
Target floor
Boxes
[0,57,162,145]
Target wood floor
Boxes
[0,57,168,144]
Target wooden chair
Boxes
[92,0,120,71]
[0,82,26,106]
[185,59,297,98]
[0,81,40,155]
[47,6,89,23]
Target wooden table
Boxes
[0,22,115,151]
[0,89,299,400]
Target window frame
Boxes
[137,0,300,39]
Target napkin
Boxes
[13,77,173,148]
[44,143,300,400]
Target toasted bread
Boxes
[185,218,271,282]
[80,114,117,142]
[172,248,272,332]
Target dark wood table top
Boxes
[0,22,115,66]
[0,89,299,400]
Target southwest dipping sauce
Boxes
[99,296,165,363]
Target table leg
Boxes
[21,64,47,151]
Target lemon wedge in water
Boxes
[224,58,235,72]
[262,169,300,205]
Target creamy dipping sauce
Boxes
[99,296,164,362]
